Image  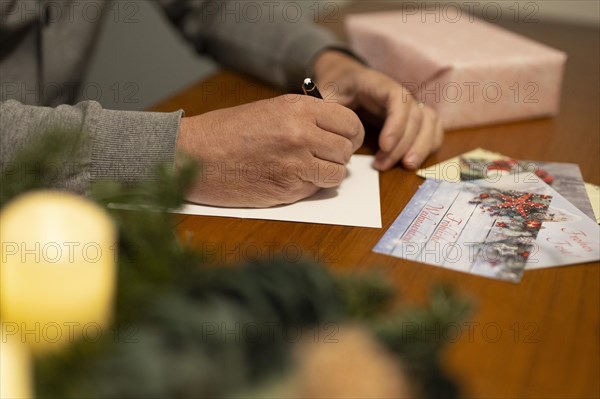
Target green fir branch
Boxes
[2,131,471,398]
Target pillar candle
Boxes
[0,336,33,398]
[0,191,117,352]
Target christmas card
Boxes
[374,174,600,281]
[374,179,552,283]
[417,148,596,222]
[480,174,600,270]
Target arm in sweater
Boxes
[157,0,343,90]
[0,1,343,196]
[0,100,182,195]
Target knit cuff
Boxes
[90,108,183,184]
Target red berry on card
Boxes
[489,160,517,171]
[521,251,530,258]
[524,220,542,229]
[480,193,489,199]
[497,222,508,228]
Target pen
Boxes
[302,78,323,99]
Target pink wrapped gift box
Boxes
[345,12,567,130]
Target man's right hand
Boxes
[176,95,365,208]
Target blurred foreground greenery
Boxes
[2,130,471,399]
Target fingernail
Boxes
[373,154,385,170]
[374,161,388,171]
[403,154,420,170]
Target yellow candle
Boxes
[0,191,117,352]
[0,336,33,398]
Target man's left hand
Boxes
[312,50,444,171]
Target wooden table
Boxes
[151,8,599,399]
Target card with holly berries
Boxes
[417,148,596,222]
[374,179,552,282]
[474,173,600,270]
[375,174,600,282]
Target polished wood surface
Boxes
[150,9,599,399]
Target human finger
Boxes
[374,103,423,170]
[298,158,347,188]
[403,109,443,169]
[305,125,354,165]
[309,99,365,152]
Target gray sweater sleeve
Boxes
[0,100,182,195]
[1,1,342,196]
[158,0,343,90]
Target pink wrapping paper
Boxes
[345,12,567,130]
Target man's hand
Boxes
[177,95,364,208]
[313,50,444,171]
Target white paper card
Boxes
[174,155,382,228]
